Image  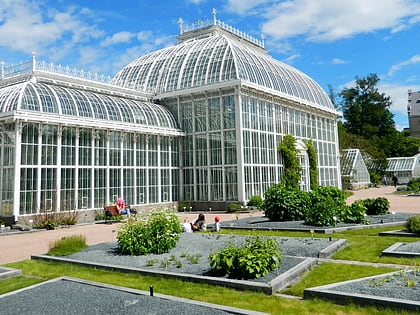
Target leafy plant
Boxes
[407,178,420,191]
[305,194,339,226]
[209,237,281,279]
[305,139,318,190]
[340,200,368,224]
[178,200,191,212]
[362,197,390,215]
[227,203,242,213]
[406,214,420,233]
[278,134,301,189]
[117,209,181,255]
[247,195,263,209]
[48,235,87,256]
[263,184,310,221]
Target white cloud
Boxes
[225,0,272,15]
[0,0,102,57]
[332,58,347,65]
[101,31,135,47]
[227,0,420,42]
[388,55,420,76]
[379,83,414,116]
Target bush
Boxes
[263,184,310,221]
[117,209,181,255]
[305,194,340,226]
[48,235,87,256]
[407,178,420,191]
[227,203,242,213]
[247,195,263,209]
[178,201,191,212]
[406,215,420,233]
[363,197,390,215]
[313,186,346,207]
[209,237,281,279]
[340,200,368,224]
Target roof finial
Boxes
[0,60,4,80]
[261,34,265,48]
[212,8,217,25]
[178,18,184,34]
[31,51,37,72]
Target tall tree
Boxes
[340,74,395,139]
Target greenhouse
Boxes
[386,154,420,184]
[340,149,371,189]
[0,14,341,222]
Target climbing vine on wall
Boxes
[305,139,318,190]
[278,134,301,189]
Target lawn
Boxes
[2,224,419,315]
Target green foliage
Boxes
[227,203,242,213]
[362,197,390,215]
[407,178,420,191]
[117,209,181,255]
[305,139,318,190]
[247,195,263,209]
[406,215,420,233]
[313,186,346,206]
[263,184,310,221]
[48,235,88,256]
[178,200,191,212]
[209,237,281,279]
[340,200,368,224]
[278,134,301,189]
[340,73,394,138]
[305,194,340,226]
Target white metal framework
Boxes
[341,149,370,187]
[386,154,420,184]
[0,15,342,219]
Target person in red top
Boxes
[116,198,130,218]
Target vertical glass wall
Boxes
[0,124,15,216]
[17,122,179,215]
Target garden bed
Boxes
[221,213,415,234]
[31,233,345,295]
[304,269,420,312]
[382,241,420,258]
[0,266,21,280]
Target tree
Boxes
[305,139,318,190]
[340,74,395,139]
[278,134,301,189]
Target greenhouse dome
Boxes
[0,79,179,130]
[112,22,334,112]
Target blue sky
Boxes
[1,0,420,130]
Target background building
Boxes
[407,89,420,137]
[0,15,341,222]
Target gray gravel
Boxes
[65,233,334,283]
[332,269,420,302]
[0,278,239,315]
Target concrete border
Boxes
[379,230,420,237]
[0,276,269,315]
[31,254,317,295]
[382,242,420,258]
[304,270,420,312]
[318,239,347,258]
[0,266,21,280]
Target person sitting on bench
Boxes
[116,198,131,218]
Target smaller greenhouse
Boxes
[340,149,370,189]
[386,154,420,184]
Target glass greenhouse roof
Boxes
[112,25,335,111]
[386,156,418,172]
[0,79,179,129]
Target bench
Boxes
[103,205,137,223]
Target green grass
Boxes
[3,260,415,315]
[1,224,419,315]
[47,234,88,256]
[282,262,396,296]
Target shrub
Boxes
[247,195,263,209]
[406,215,420,233]
[313,186,346,207]
[48,235,87,256]
[227,203,242,213]
[363,197,390,215]
[178,201,191,212]
[340,200,368,224]
[407,178,420,191]
[117,209,181,255]
[305,194,340,226]
[263,184,310,221]
[209,237,281,279]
